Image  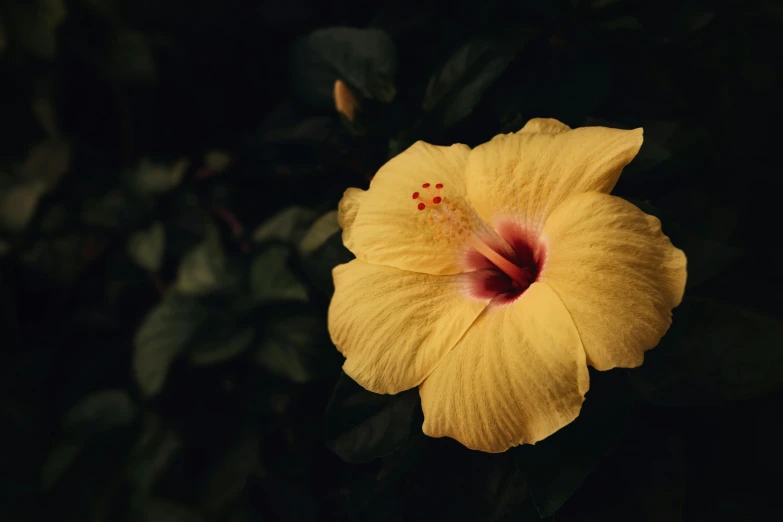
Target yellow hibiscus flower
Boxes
[328,118,687,453]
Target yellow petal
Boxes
[541,192,687,370]
[419,283,589,453]
[465,121,643,230]
[328,259,487,394]
[517,117,571,134]
[339,141,474,275]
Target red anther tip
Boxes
[422,183,430,188]
[433,196,442,204]
[412,192,419,199]
[417,202,426,210]
[435,183,443,189]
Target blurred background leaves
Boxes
[1,0,782,521]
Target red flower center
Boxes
[464,222,546,305]
[408,183,545,305]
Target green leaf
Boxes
[202,432,260,512]
[5,0,67,59]
[324,373,420,464]
[133,292,212,397]
[188,323,255,367]
[591,0,628,8]
[41,390,138,491]
[682,238,742,290]
[625,199,741,290]
[145,499,204,522]
[125,417,183,521]
[39,431,136,520]
[107,30,157,85]
[202,150,232,175]
[127,413,181,494]
[0,265,19,351]
[672,6,716,33]
[511,369,634,518]
[257,477,317,522]
[629,297,783,405]
[135,290,251,390]
[251,206,318,245]
[176,224,241,296]
[301,231,354,296]
[498,51,611,129]
[290,27,397,108]
[15,139,70,193]
[261,115,333,144]
[423,31,537,128]
[81,188,153,229]
[635,431,686,522]
[604,119,718,190]
[127,221,166,272]
[129,157,189,195]
[481,461,530,522]
[298,210,339,256]
[250,245,308,303]
[0,181,44,233]
[627,120,676,173]
[82,0,119,19]
[1,102,69,232]
[752,398,783,489]
[19,234,85,282]
[600,16,644,31]
[255,312,335,383]
[660,188,740,243]
[63,389,137,441]
[41,442,82,490]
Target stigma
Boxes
[412,182,445,211]
[413,183,469,242]
[412,183,534,288]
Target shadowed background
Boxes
[1,0,782,521]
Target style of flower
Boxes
[328,118,687,453]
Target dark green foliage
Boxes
[324,373,420,464]
[512,369,635,517]
[1,0,782,521]
[630,298,783,406]
[290,27,398,108]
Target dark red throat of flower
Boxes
[465,222,545,305]
[410,183,543,305]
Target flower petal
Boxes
[329,259,487,394]
[465,121,643,229]
[419,283,589,453]
[541,192,687,370]
[517,117,571,134]
[339,141,473,274]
